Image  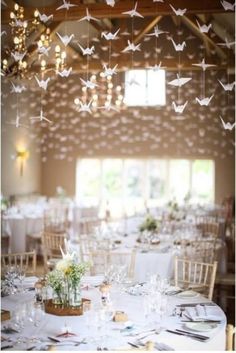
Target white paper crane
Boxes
[57,67,72,77]
[101,29,120,40]
[78,8,100,22]
[78,43,95,55]
[122,2,144,18]
[169,4,187,16]
[11,82,26,93]
[35,76,50,90]
[149,62,166,71]
[221,0,235,11]
[220,116,235,130]
[172,101,188,113]
[14,19,28,27]
[217,37,235,49]
[98,103,119,112]
[1,31,6,37]
[103,63,118,77]
[38,12,53,23]
[192,58,216,71]
[195,95,214,106]
[168,74,192,87]
[56,0,77,11]
[218,80,235,91]
[37,45,51,56]
[170,38,186,51]
[30,109,52,123]
[122,40,141,53]
[79,100,93,114]
[146,25,168,37]
[80,78,99,89]
[57,33,74,46]
[11,51,26,62]
[106,0,116,7]
[196,20,212,33]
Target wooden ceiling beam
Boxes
[1,0,229,24]
[133,16,162,45]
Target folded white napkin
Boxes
[185,304,222,321]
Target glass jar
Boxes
[69,284,81,307]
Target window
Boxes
[124,69,166,106]
[76,159,215,218]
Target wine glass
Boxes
[16,266,26,293]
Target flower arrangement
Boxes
[46,248,88,307]
[139,215,159,233]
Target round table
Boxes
[1,278,226,351]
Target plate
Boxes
[184,322,217,332]
[176,290,199,298]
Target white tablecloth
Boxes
[2,215,43,253]
[1,283,226,351]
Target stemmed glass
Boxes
[28,302,45,327]
[16,266,26,293]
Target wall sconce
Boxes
[16,149,29,176]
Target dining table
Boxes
[1,276,226,351]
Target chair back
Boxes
[108,251,136,279]
[1,251,36,275]
[226,324,236,351]
[41,232,67,270]
[174,257,217,300]
[188,240,216,263]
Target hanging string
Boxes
[131,16,134,70]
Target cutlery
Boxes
[175,329,209,340]
[166,329,208,341]
[177,303,215,307]
[131,328,156,336]
[128,342,140,348]
[1,345,14,350]
[181,320,221,323]
[27,346,36,351]
[47,336,61,342]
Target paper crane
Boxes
[30,109,52,123]
[57,33,74,46]
[11,82,26,93]
[168,74,192,87]
[169,4,187,16]
[78,43,95,55]
[78,8,100,22]
[195,95,214,106]
[192,58,216,71]
[101,29,120,40]
[37,45,51,56]
[196,20,212,33]
[220,116,235,130]
[11,51,26,62]
[103,63,118,77]
[57,67,72,77]
[218,80,235,91]
[122,40,141,53]
[35,76,50,90]
[221,0,235,11]
[217,37,235,49]
[146,25,168,37]
[170,38,186,51]
[80,78,99,89]
[56,0,77,11]
[122,1,144,18]
[38,12,53,23]
[79,100,93,114]
[172,101,188,113]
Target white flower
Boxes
[56,258,73,273]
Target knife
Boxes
[127,342,140,348]
[181,320,221,323]
[176,329,209,340]
[177,303,215,307]
[166,329,208,341]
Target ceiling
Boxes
[1,0,235,77]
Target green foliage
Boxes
[139,215,158,232]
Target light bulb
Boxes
[74,98,80,105]
[55,45,61,53]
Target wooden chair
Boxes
[41,231,67,272]
[108,251,136,280]
[196,218,220,239]
[1,251,36,276]
[89,250,110,275]
[174,257,218,300]
[188,240,216,263]
[226,324,236,351]
[44,206,69,233]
